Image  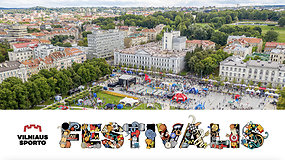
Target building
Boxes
[7,25,30,39]
[265,42,285,53]
[87,29,125,59]
[0,61,27,83]
[52,48,86,70]
[22,47,86,78]
[223,44,252,58]
[154,24,165,34]
[219,56,285,87]
[34,44,59,59]
[141,29,157,42]
[114,42,187,74]
[186,40,215,50]
[270,45,285,64]
[227,35,263,52]
[8,42,38,62]
[124,33,148,48]
[162,31,186,51]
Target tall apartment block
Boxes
[87,29,125,59]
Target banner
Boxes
[0,110,283,160]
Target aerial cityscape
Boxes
[0,3,284,110]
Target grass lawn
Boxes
[96,91,123,104]
[229,24,285,42]
[237,20,278,24]
[31,106,45,110]
[40,94,69,105]
[259,25,285,43]
[195,23,210,27]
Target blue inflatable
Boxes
[195,103,205,110]
[117,104,123,109]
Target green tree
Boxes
[277,87,285,109]
[278,16,285,27]
[211,31,228,46]
[264,30,279,42]
[249,80,254,86]
[25,81,41,108]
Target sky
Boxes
[0,0,284,8]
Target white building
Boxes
[162,31,186,51]
[0,61,27,83]
[8,42,38,62]
[87,29,125,59]
[223,44,252,58]
[270,45,285,64]
[219,56,285,87]
[114,43,187,74]
[34,44,60,59]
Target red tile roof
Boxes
[186,40,215,46]
[64,48,83,56]
[265,42,285,47]
[13,42,38,49]
[142,29,156,33]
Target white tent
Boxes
[119,97,139,106]
[256,90,261,94]
[147,103,154,108]
[265,92,269,95]
[273,93,279,97]
[97,99,102,104]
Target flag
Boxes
[145,74,151,82]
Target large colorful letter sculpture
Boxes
[157,123,184,149]
[81,124,101,148]
[179,115,209,148]
[122,122,145,148]
[241,121,269,149]
[60,122,81,148]
[226,124,240,148]
[101,122,124,149]
[209,123,230,149]
[145,124,156,149]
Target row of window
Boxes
[222,66,285,77]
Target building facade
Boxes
[162,31,186,51]
[264,42,285,53]
[114,43,186,74]
[0,61,27,83]
[223,44,252,58]
[219,56,285,87]
[34,44,60,59]
[87,29,125,59]
[270,45,285,64]
[186,40,215,50]
[227,35,263,52]
[8,42,38,62]
[124,33,148,48]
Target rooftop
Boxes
[116,42,188,58]
[0,61,21,72]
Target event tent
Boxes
[119,97,139,106]
[105,103,116,110]
[55,95,62,101]
[195,103,205,110]
[117,104,123,109]
[172,92,187,102]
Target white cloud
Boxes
[0,0,284,8]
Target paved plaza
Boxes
[101,72,278,110]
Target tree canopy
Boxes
[0,58,112,110]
